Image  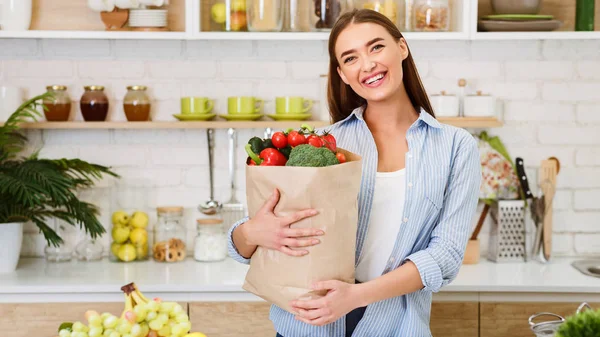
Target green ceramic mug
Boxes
[275,97,313,114]
[228,96,263,115]
[181,97,214,114]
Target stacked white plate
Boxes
[129,9,168,28]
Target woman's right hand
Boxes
[239,188,324,257]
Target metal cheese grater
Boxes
[487,200,531,262]
[221,128,245,231]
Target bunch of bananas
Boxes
[57,282,206,337]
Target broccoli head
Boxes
[285,144,340,167]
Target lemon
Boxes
[118,244,137,262]
[111,226,130,244]
[211,3,226,24]
[110,242,122,257]
[129,228,148,245]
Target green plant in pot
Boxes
[0,92,118,272]
[556,306,600,337]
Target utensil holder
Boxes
[487,200,531,263]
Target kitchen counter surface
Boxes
[1,257,598,303]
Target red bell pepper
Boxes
[259,148,287,166]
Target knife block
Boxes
[487,200,532,263]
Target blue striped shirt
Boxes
[227,106,482,337]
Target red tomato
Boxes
[322,134,337,152]
[336,152,346,163]
[271,132,288,149]
[307,135,324,148]
[287,131,307,147]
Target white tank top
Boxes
[355,168,406,283]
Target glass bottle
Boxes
[75,237,104,261]
[209,0,248,31]
[194,219,227,262]
[109,209,150,263]
[123,85,151,122]
[44,219,73,262]
[355,0,397,24]
[285,0,310,31]
[247,0,284,32]
[153,207,187,263]
[309,0,348,31]
[80,86,109,122]
[413,0,449,32]
[575,0,595,31]
[43,85,71,122]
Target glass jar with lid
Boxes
[80,86,109,122]
[247,0,284,32]
[43,85,71,122]
[194,219,227,262]
[355,0,397,24]
[208,0,248,31]
[124,85,151,122]
[309,0,348,31]
[413,0,449,32]
[153,206,187,263]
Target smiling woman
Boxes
[227,8,481,337]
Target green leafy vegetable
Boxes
[285,144,339,167]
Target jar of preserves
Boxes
[247,0,284,32]
[124,85,151,122]
[355,0,397,24]
[413,0,449,32]
[43,85,71,122]
[309,0,348,31]
[194,219,227,262]
[109,209,150,263]
[209,0,247,32]
[153,206,187,263]
[80,86,109,122]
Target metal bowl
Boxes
[491,0,541,15]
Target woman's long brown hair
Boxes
[327,9,435,123]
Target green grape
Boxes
[103,316,119,329]
[167,319,177,327]
[170,324,185,336]
[178,321,191,333]
[101,313,112,320]
[157,325,171,337]
[146,311,158,321]
[157,313,169,324]
[59,329,72,337]
[117,321,132,334]
[171,304,183,317]
[89,315,103,327]
[109,332,120,337]
[146,300,160,312]
[174,313,188,323]
[140,323,149,337]
[122,334,132,337]
[88,326,103,337]
[103,329,115,337]
[159,302,175,313]
[72,322,86,332]
[73,332,89,337]
[130,323,142,337]
[133,305,147,323]
[148,319,164,331]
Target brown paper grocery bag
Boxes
[242,148,363,314]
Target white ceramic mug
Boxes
[0,86,24,122]
[0,0,32,31]
[87,0,116,12]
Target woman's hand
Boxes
[239,188,324,257]
[290,280,364,326]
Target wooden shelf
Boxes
[1,117,502,130]
[472,31,600,40]
[0,30,189,40]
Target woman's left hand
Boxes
[290,280,363,326]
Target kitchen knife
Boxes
[515,157,533,200]
[515,157,539,261]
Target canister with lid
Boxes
[194,218,227,262]
[153,206,187,263]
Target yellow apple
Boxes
[110,242,122,257]
[130,211,149,229]
[118,244,137,262]
[130,228,148,245]
[231,0,245,11]
[136,243,148,259]
[111,226,131,244]
[112,210,130,226]
[184,333,207,337]
[211,3,226,24]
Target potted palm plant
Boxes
[0,92,118,273]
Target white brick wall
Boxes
[3,38,599,258]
